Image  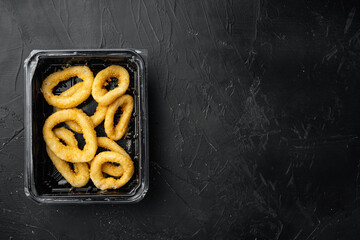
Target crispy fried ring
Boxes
[97,137,131,177]
[43,109,97,162]
[55,105,108,133]
[46,127,90,187]
[41,66,94,108]
[104,94,134,141]
[92,65,130,105]
[90,151,134,190]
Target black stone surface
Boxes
[1,0,360,239]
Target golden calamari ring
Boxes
[92,65,130,106]
[46,127,90,187]
[104,94,134,141]
[97,137,131,177]
[90,151,134,190]
[43,109,97,162]
[41,66,94,108]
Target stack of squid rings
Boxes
[41,65,135,190]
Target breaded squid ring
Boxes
[43,109,97,162]
[92,65,130,106]
[56,105,108,133]
[97,137,131,177]
[90,151,134,190]
[46,127,90,187]
[41,66,94,108]
[104,94,134,141]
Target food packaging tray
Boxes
[24,49,148,204]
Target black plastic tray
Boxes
[24,49,148,204]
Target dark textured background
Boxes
[1,0,360,239]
